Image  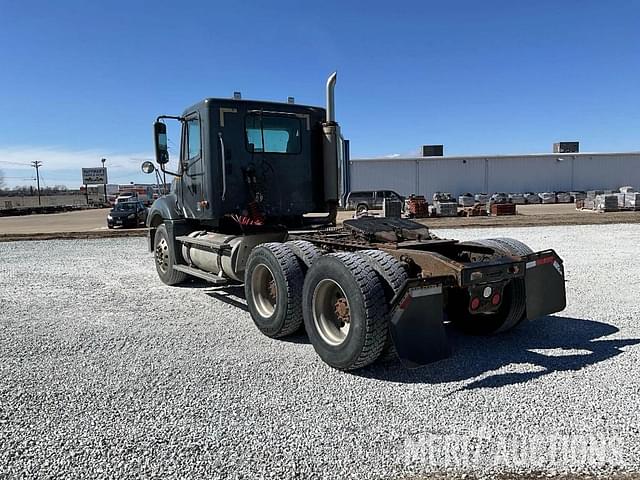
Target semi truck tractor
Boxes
[142,73,566,371]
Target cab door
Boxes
[215,106,244,213]
[180,113,207,219]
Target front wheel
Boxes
[153,224,187,286]
[302,253,388,371]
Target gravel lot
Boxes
[1,224,639,479]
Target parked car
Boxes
[556,191,572,203]
[458,193,475,207]
[115,192,139,205]
[345,190,404,213]
[474,193,489,204]
[490,192,510,204]
[524,192,541,204]
[538,192,557,204]
[508,193,526,204]
[107,201,148,228]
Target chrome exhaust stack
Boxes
[322,72,341,216]
[325,71,337,123]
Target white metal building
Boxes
[348,152,640,199]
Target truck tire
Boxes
[356,250,408,296]
[153,223,188,286]
[285,240,322,270]
[481,237,533,256]
[302,253,388,370]
[245,243,304,338]
[356,250,409,362]
[450,237,531,334]
[356,203,368,214]
[479,238,532,333]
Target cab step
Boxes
[173,265,228,285]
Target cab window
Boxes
[187,118,201,160]
[245,114,301,154]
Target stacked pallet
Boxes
[586,190,604,201]
[458,194,475,207]
[595,194,619,212]
[460,204,488,217]
[490,203,517,216]
[405,195,428,218]
[475,193,490,205]
[571,191,587,202]
[582,199,596,210]
[624,192,640,209]
[435,201,458,217]
[556,192,572,203]
[382,199,403,218]
[580,190,603,211]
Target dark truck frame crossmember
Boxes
[142,73,566,371]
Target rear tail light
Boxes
[536,256,554,266]
[470,297,481,310]
[491,293,501,305]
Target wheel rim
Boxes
[312,279,351,346]
[155,237,170,273]
[251,264,277,318]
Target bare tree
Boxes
[0,169,4,189]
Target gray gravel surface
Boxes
[1,224,639,479]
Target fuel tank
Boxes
[181,231,287,281]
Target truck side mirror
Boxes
[141,161,155,174]
[154,121,170,164]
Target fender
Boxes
[146,193,184,251]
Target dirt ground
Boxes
[339,203,640,229]
[0,208,146,241]
[0,203,639,241]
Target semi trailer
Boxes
[142,73,566,371]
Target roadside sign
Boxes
[82,167,108,184]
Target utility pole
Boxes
[101,158,107,206]
[31,161,42,206]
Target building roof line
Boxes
[351,151,640,162]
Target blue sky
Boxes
[0,0,639,187]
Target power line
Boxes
[0,160,31,166]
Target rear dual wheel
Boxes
[355,250,408,362]
[245,244,395,371]
[302,253,389,371]
[244,243,305,338]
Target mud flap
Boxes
[389,284,451,368]
[524,250,567,320]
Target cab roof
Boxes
[181,98,326,118]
